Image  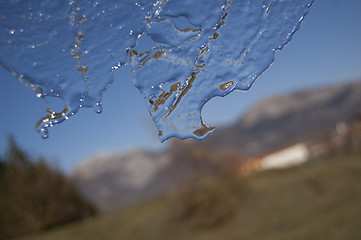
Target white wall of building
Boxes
[261,144,309,169]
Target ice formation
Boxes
[0,0,313,141]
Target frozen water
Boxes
[132,0,314,141]
[0,0,157,138]
[0,0,313,141]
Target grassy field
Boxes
[19,152,361,240]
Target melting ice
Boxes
[0,0,314,141]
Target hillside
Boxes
[209,79,361,156]
[72,79,361,212]
[21,151,361,240]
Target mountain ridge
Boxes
[72,79,361,211]
[209,79,361,156]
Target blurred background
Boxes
[1,0,361,239]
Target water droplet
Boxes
[93,103,102,113]
[39,128,49,139]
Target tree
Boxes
[0,137,97,240]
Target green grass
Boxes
[18,152,361,240]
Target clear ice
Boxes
[0,0,314,141]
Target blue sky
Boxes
[1,0,361,173]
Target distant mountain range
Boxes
[72,151,193,211]
[72,79,361,211]
[207,79,361,156]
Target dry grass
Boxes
[18,151,361,240]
